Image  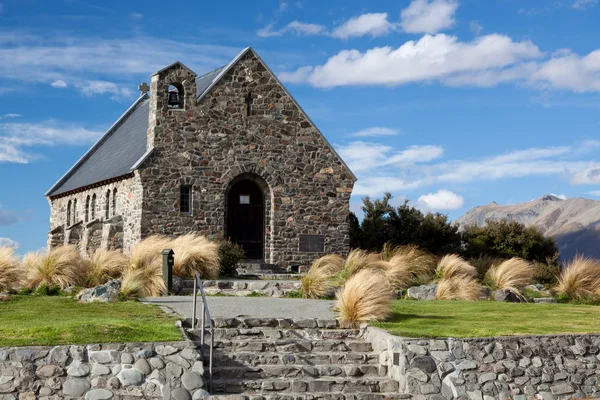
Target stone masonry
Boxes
[0,341,207,400]
[47,47,355,266]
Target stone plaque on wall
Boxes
[299,234,325,253]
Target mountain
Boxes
[456,195,600,260]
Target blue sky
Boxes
[0,0,599,253]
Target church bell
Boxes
[168,91,180,107]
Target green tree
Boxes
[461,219,558,262]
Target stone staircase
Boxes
[181,279,302,297]
[186,318,405,400]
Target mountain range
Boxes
[456,195,600,260]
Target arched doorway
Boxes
[226,179,265,260]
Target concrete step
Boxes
[185,280,302,290]
[189,328,362,341]
[210,352,380,367]
[209,365,388,380]
[200,338,373,353]
[209,394,410,400]
[210,378,400,394]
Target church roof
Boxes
[46,96,149,197]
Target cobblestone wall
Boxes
[140,49,355,266]
[366,326,600,400]
[0,342,207,400]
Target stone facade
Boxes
[366,326,600,400]
[0,341,207,399]
[47,48,355,266]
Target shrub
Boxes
[384,244,435,286]
[469,255,505,281]
[485,258,534,296]
[335,269,393,328]
[555,256,600,300]
[301,254,345,299]
[436,276,481,301]
[0,246,21,292]
[218,240,245,278]
[35,283,62,296]
[435,254,476,281]
[23,246,85,289]
[335,249,380,284]
[124,236,169,298]
[84,249,128,287]
[119,269,146,300]
[532,260,560,285]
[171,234,220,279]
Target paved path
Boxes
[142,296,336,320]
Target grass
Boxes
[373,300,600,338]
[0,295,182,346]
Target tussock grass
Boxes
[23,246,85,289]
[0,246,21,292]
[384,245,435,287]
[335,249,380,284]
[300,254,344,299]
[485,258,533,296]
[470,255,505,281]
[335,269,393,328]
[84,249,129,287]
[171,233,220,279]
[119,269,148,300]
[555,256,600,300]
[435,254,476,281]
[123,236,170,298]
[436,276,481,301]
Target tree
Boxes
[461,219,558,262]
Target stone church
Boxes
[46,47,356,266]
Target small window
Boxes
[85,195,90,223]
[112,188,117,216]
[105,190,111,219]
[73,199,77,222]
[67,200,72,226]
[91,194,96,220]
[180,186,191,213]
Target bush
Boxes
[171,234,220,279]
[35,283,62,296]
[436,276,481,301]
[123,236,169,298]
[485,258,533,296]
[435,254,476,281]
[462,219,558,263]
[218,240,245,278]
[0,246,21,292]
[23,246,85,289]
[335,249,381,284]
[301,254,344,299]
[84,249,128,287]
[335,269,393,328]
[555,256,600,301]
[469,255,504,281]
[532,260,560,285]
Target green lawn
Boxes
[0,296,182,347]
[373,300,600,338]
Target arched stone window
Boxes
[112,188,117,216]
[167,83,184,109]
[85,195,90,223]
[91,194,96,220]
[73,199,77,222]
[105,190,111,219]
[67,200,71,226]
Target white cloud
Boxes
[332,13,396,39]
[282,34,543,88]
[279,1,288,13]
[570,162,600,184]
[470,20,483,36]
[257,23,281,38]
[0,113,20,120]
[386,145,444,164]
[50,79,67,88]
[401,0,459,34]
[258,21,328,37]
[550,193,568,200]
[0,120,103,163]
[0,203,18,225]
[0,238,18,249]
[587,190,600,197]
[129,12,143,20]
[351,127,401,137]
[418,189,464,210]
[572,0,598,10]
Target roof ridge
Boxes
[45,95,149,197]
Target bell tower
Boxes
[146,61,197,150]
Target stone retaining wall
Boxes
[0,342,208,400]
[365,327,600,400]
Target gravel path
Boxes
[142,296,336,320]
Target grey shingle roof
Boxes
[46,96,149,197]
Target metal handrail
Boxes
[192,272,214,393]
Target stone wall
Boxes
[140,49,355,266]
[365,326,600,400]
[47,173,143,254]
[0,341,208,400]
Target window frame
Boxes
[180,185,192,214]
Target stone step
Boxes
[189,328,362,341]
[210,378,399,394]
[208,393,409,400]
[212,318,341,329]
[235,274,304,280]
[185,280,302,290]
[209,364,388,380]
[183,287,300,297]
[203,339,372,353]
[210,351,380,367]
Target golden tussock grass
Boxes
[0,246,21,292]
[555,256,600,300]
[84,249,129,287]
[383,244,436,288]
[335,268,393,328]
[337,249,381,283]
[23,245,85,289]
[435,254,476,281]
[436,276,481,301]
[301,254,345,299]
[485,257,533,295]
[170,233,220,279]
[124,236,170,297]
